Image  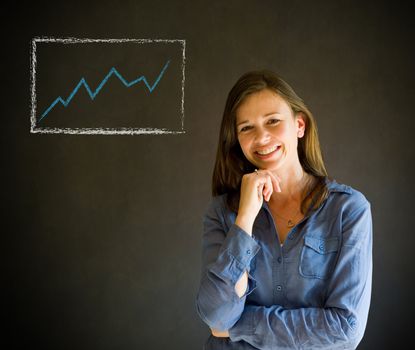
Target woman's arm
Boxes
[196,170,280,332]
[195,196,261,331]
[233,214,258,298]
[228,201,373,350]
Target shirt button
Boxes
[276,285,282,291]
[246,249,251,255]
[277,257,282,263]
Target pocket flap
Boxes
[304,236,339,254]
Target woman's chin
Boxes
[256,162,283,172]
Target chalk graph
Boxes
[30,38,186,135]
[39,61,171,122]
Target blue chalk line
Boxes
[39,60,170,121]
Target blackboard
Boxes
[5,1,415,349]
[32,38,185,134]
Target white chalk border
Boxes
[30,37,186,135]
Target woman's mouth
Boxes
[254,145,281,159]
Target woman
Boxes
[195,70,372,349]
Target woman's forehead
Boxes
[236,89,292,121]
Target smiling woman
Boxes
[195,70,373,350]
[236,90,304,171]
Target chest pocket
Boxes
[299,236,340,280]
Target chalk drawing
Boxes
[39,61,171,122]
[30,37,186,135]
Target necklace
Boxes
[273,209,301,228]
[271,171,310,228]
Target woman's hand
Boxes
[236,169,281,233]
[211,328,230,338]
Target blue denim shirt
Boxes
[196,179,372,350]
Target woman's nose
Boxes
[254,128,271,145]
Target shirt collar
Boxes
[260,176,351,210]
[325,177,352,194]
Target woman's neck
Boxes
[269,163,310,206]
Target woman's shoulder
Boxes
[203,193,237,227]
[324,177,370,213]
[202,193,228,220]
[205,193,228,211]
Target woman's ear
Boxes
[296,113,306,138]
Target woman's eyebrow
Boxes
[236,112,282,126]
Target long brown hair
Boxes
[212,70,329,213]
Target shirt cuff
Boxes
[226,224,261,262]
[222,224,261,282]
[207,223,261,288]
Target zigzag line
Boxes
[39,60,170,121]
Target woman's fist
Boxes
[237,169,281,229]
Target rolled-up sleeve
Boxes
[196,196,261,331]
[228,200,373,350]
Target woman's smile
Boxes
[254,144,282,159]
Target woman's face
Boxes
[235,89,305,173]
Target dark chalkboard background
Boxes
[4,1,415,349]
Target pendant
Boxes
[287,220,295,228]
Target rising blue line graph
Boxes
[39,60,171,121]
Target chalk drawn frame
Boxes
[30,37,186,135]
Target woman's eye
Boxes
[240,126,252,132]
[268,118,280,124]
